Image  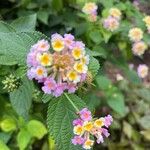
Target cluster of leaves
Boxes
[0,0,150,150]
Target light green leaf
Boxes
[139,115,150,130]
[0,118,16,132]
[141,129,150,141]
[95,75,112,90]
[88,56,100,78]
[17,128,31,150]
[47,94,86,150]
[107,93,125,115]
[27,120,47,139]
[89,30,103,44]
[10,77,33,119]
[11,14,37,32]
[0,140,10,150]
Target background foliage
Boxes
[0,0,150,150]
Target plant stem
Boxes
[64,93,79,112]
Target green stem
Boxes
[64,93,79,112]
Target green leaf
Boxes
[0,21,15,32]
[37,10,49,25]
[141,129,150,141]
[0,31,47,65]
[17,128,31,150]
[101,28,112,43]
[88,56,100,78]
[0,118,16,132]
[47,94,86,150]
[139,115,150,130]
[0,55,17,65]
[10,77,33,119]
[89,30,103,44]
[0,140,10,150]
[42,94,53,103]
[0,132,12,144]
[11,14,37,32]
[107,93,125,115]
[51,0,63,12]
[95,75,112,90]
[124,69,141,85]
[100,0,113,8]
[27,120,47,139]
[135,88,150,102]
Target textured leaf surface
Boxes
[0,31,46,65]
[0,21,15,32]
[10,77,33,119]
[11,14,37,32]
[88,56,100,78]
[47,94,86,150]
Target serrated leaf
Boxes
[47,94,86,150]
[10,77,33,119]
[88,56,100,78]
[0,21,15,32]
[0,31,47,65]
[11,14,37,32]
[17,128,31,150]
[42,94,53,103]
[27,120,47,139]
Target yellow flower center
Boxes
[84,122,93,131]
[52,40,64,51]
[72,48,82,59]
[39,53,52,66]
[94,119,104,128]
[37,68,44,76]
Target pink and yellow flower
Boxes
[72,108,113,149]
[82,2,98,15]
[26,33,89,97]
[132,41,147,56]
[109,8,121,20]
[137,64,149,78]
[128,28,143,42]
[103,16,120,32]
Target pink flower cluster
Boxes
[72,108,113,149]
[26,33,89,97]
[82,2,98,22]
[103,8,121,32]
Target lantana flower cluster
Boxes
[103,8,122,32]
[143,16,150,33]
[72,108,113,149]
[27,33,89,97]
[137,64,149,79]
[128,27,147,56]
[82,2,98,22]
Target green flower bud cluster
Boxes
[2,74,20,92]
